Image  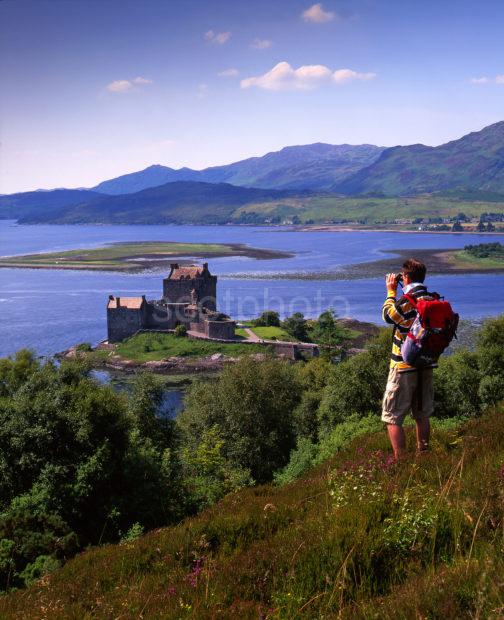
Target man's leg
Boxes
[413,368,433,453]
[387,423,406,460]
[415,417,430,452]
[382,366,410,459]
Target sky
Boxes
[1,0,504,193]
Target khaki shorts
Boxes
[381,366,434,426]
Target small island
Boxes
[0,241,291,272]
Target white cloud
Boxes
[241,61,376,91]
[133,76,153,85]
[205,30,231,44]
[106,77,153,93]
[250,38,273,50]
[470,75,504,84]
[218,68,239,77]
[107,80,134,93]
[333,68,376,83]
[302,3,337,23]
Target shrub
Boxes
[253,310,281,327]
[318,329,390,430]
[181,426,253,507]
[274,437,317,485]
[75,342,93,352]
[434,350,481,418]
[476,315,504,408]
[174,324,187,338]
[0,356,184,590]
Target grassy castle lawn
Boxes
[110,331,267,362]
[3,407,503,619]
[0,241,289,272]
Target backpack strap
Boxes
[402,293,418,308]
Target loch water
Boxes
[1,220,503,358]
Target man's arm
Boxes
[382,273,408,327]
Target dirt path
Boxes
[244,328,261,342]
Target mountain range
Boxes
[1,121,504,224]
[92,143,385,194]
[337,121,504,196]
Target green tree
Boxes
[309,309,351,356]
[282,312,308,341]
[178,357,301,483]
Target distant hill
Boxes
[19,181,303,224]
[0,189,105,221]
[336,121,504,196]
[92,165,200,195]
[92,143,385,194]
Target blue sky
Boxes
[1,0,504,193]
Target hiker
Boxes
[381,258,457,459]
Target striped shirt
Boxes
[382,283,437,372]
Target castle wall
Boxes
[205,319,236,340]
[107,306,147,343]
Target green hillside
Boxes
[337,121,504,196]
[1,316,503,618]
[17,182,300,224]
[1,410,503,619]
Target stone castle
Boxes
[107,263,236,343]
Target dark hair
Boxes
[402,258,426,283]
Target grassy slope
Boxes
[113,332,265,362]
[236,195,504,224]
[2,408,503,619]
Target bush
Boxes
[476,315,504,408]
[174,324,187,338]
[75,342,93,352]
[0,355,184,590]
[318,329,390,431]
[253,310,280,327]
[434,350,481,418]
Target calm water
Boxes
[1,220,503,357]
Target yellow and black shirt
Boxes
[382,284,436,372]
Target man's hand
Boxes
[386,273,397,294]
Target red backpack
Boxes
[400,292,459,368]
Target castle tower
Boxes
[162,262,217,311]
